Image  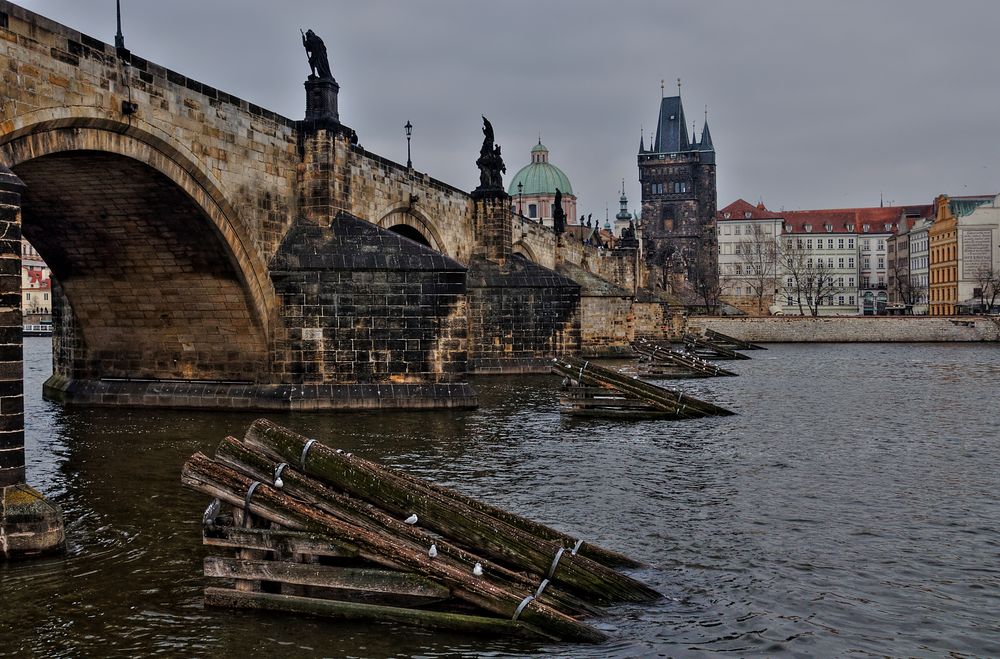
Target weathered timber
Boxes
[702,328,766,350]
[558,386,680,419]
[214,436,598,617]
[242,420,660,604]
[682,333,751,360]
[203,524,359,558]
[205,558,451,601]
[632,339,737,378]
[552,356,734,418]
[205,587,559,641]
[182,452,607,643]
[352,446,641,569]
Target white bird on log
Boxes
[428,544,437,558]
[273,475,283,489]
[404,514,418,525]
[472,562,483,576]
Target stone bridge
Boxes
[0,2,673,553]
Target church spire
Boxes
[639,126,645,153]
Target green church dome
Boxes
[507,142,574,196]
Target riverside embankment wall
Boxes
[692,316,1000,342]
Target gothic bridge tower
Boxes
[638,84,717,292]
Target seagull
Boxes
[428,544,437,558]
[472,562,483,576]
[404,514,418,525]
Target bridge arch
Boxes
[375,206,448,255]
[1,118,274,383]
[512,240,539,263]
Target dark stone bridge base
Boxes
[43,376,478,411]
[1,484,65,559]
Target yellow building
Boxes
[928,195,958,315]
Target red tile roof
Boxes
[718,199,933,235]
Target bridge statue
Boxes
[476,116,506,190]
[301,29,333,80]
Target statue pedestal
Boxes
[304,77,340,123]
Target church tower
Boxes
[638,83,717,292]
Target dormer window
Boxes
[825,224,833,232]
[846,224,855,232]
[744,211,752,219]
[723,212,731,219]
[804,224,813,233]
[884,223,892,231]
[862,224,870,233]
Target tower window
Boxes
[528,204,537,218]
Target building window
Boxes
[849,296,855,305]
[25,292,30,301]
[877,257,884,269]
[43,293,49,301]
[528,203,537,218]
[827,258,834,269]
[838,258,844,268]
[806,239,813,249]
[734,225,741,236]
[837,277,844,287]
[838,295,845,305]
[848,258,855,268]
[848,239,855,249]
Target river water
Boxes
[1,338,998,657]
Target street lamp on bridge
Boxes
[404,120,413,169]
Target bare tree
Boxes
[779,237,845,317]
[891,259,921,310]
[735,224,779,315]
[690,244,722,314]
[973,266,1000,313]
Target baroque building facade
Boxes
[638,91,717,292]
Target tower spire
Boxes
[115,0,125,50]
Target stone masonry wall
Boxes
[0,1,298,266]
[269,215,469,386]
[466,256,581,373]
[693,316,1000,342]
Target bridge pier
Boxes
[0,164,64,559]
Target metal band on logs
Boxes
[512,594,534,621]
[533,578,550,598]
[578,360,589,385]
[547,546,566,579]
[243,481,262,528]
[301,439,317,471]
[571,538,584,555]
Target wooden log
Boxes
[703,328,766,350]
[203,525,359,559]
[182,452,607,643]
[205,558,451,602]
[632,339,738,377]
[213,436,599,618]
[204,587,559,641]
[553,356,734,418]
[683,334,751,360]
[242,421,661,605]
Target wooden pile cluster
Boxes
[682,333,752,361]
[631,338,737,379]
[182,419,659,642]
[702,328,767,351]
[553,356,734,419]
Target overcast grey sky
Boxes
[23,0,1000,219]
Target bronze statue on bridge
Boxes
[476,116,506,190]
[301,29,333,80]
